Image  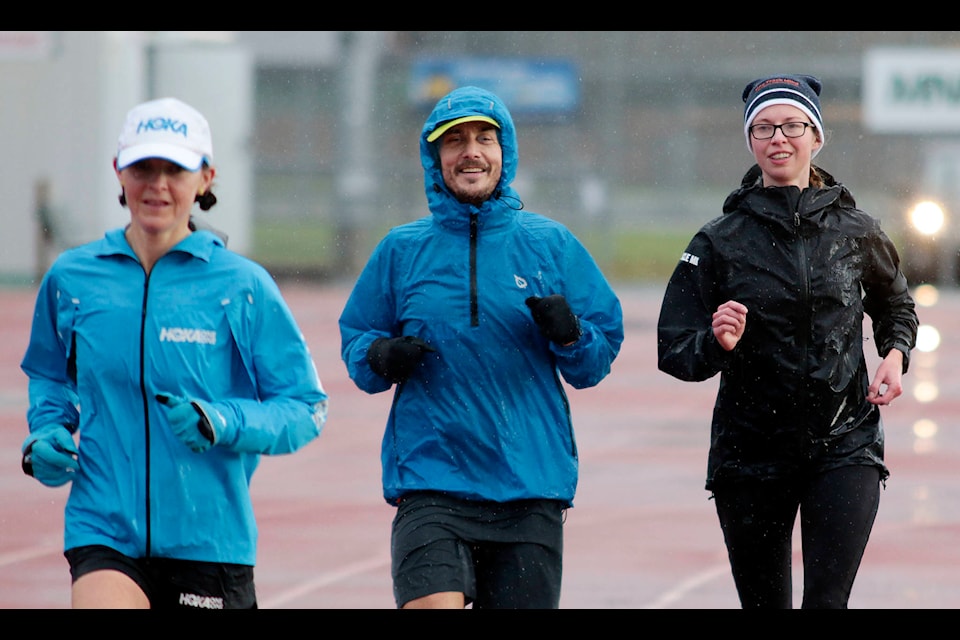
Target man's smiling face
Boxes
[438,120,502,206]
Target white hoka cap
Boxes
[116,97,213,171]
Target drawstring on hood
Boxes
[496,191,524,211]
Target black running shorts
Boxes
[391,491,565,609]
[65,544,257,609]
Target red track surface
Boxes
[1,281,957,609]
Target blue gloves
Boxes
[526,295,582,345]
[22,424,79,487]
[156,393,226,453]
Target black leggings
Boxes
[713,465,881,609]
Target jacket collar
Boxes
[98,226,224,263]
[723,163,854,222]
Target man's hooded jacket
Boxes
[340,86,624,507]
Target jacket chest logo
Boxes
[159,327,217,345]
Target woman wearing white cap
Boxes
[19,97,328,609]
[657,75,919,608]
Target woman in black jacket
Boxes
[657,74,919,609]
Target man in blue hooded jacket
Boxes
[339,86,623,609]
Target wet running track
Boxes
[1,281,957,609]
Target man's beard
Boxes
[451,184,496,207]
[455,192,492,206]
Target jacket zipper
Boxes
[139,271,152,557]
[795,206,814,458]
[470,211,479,327]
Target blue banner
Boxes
[408,56,580,120]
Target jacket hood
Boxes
[419,86,521,225]
[722,163,857,229]
[736,163,841,191]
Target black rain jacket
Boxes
[657,165,918,490]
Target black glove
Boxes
[526,295,582,345]
[367,336,437,383]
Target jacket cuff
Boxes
[885,343,911,374]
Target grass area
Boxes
[252,221,338,269]
[578,227,692,282]
[251,219,693,283]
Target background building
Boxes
[3,31,960,284]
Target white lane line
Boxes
[640,563,731,609]
[259,553,391,609]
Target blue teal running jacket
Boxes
[340,86,624,507]
[21,228,328,565]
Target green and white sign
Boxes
[863,47,960,133]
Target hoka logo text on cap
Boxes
[115,97,213,171]
[136,117,189,139]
